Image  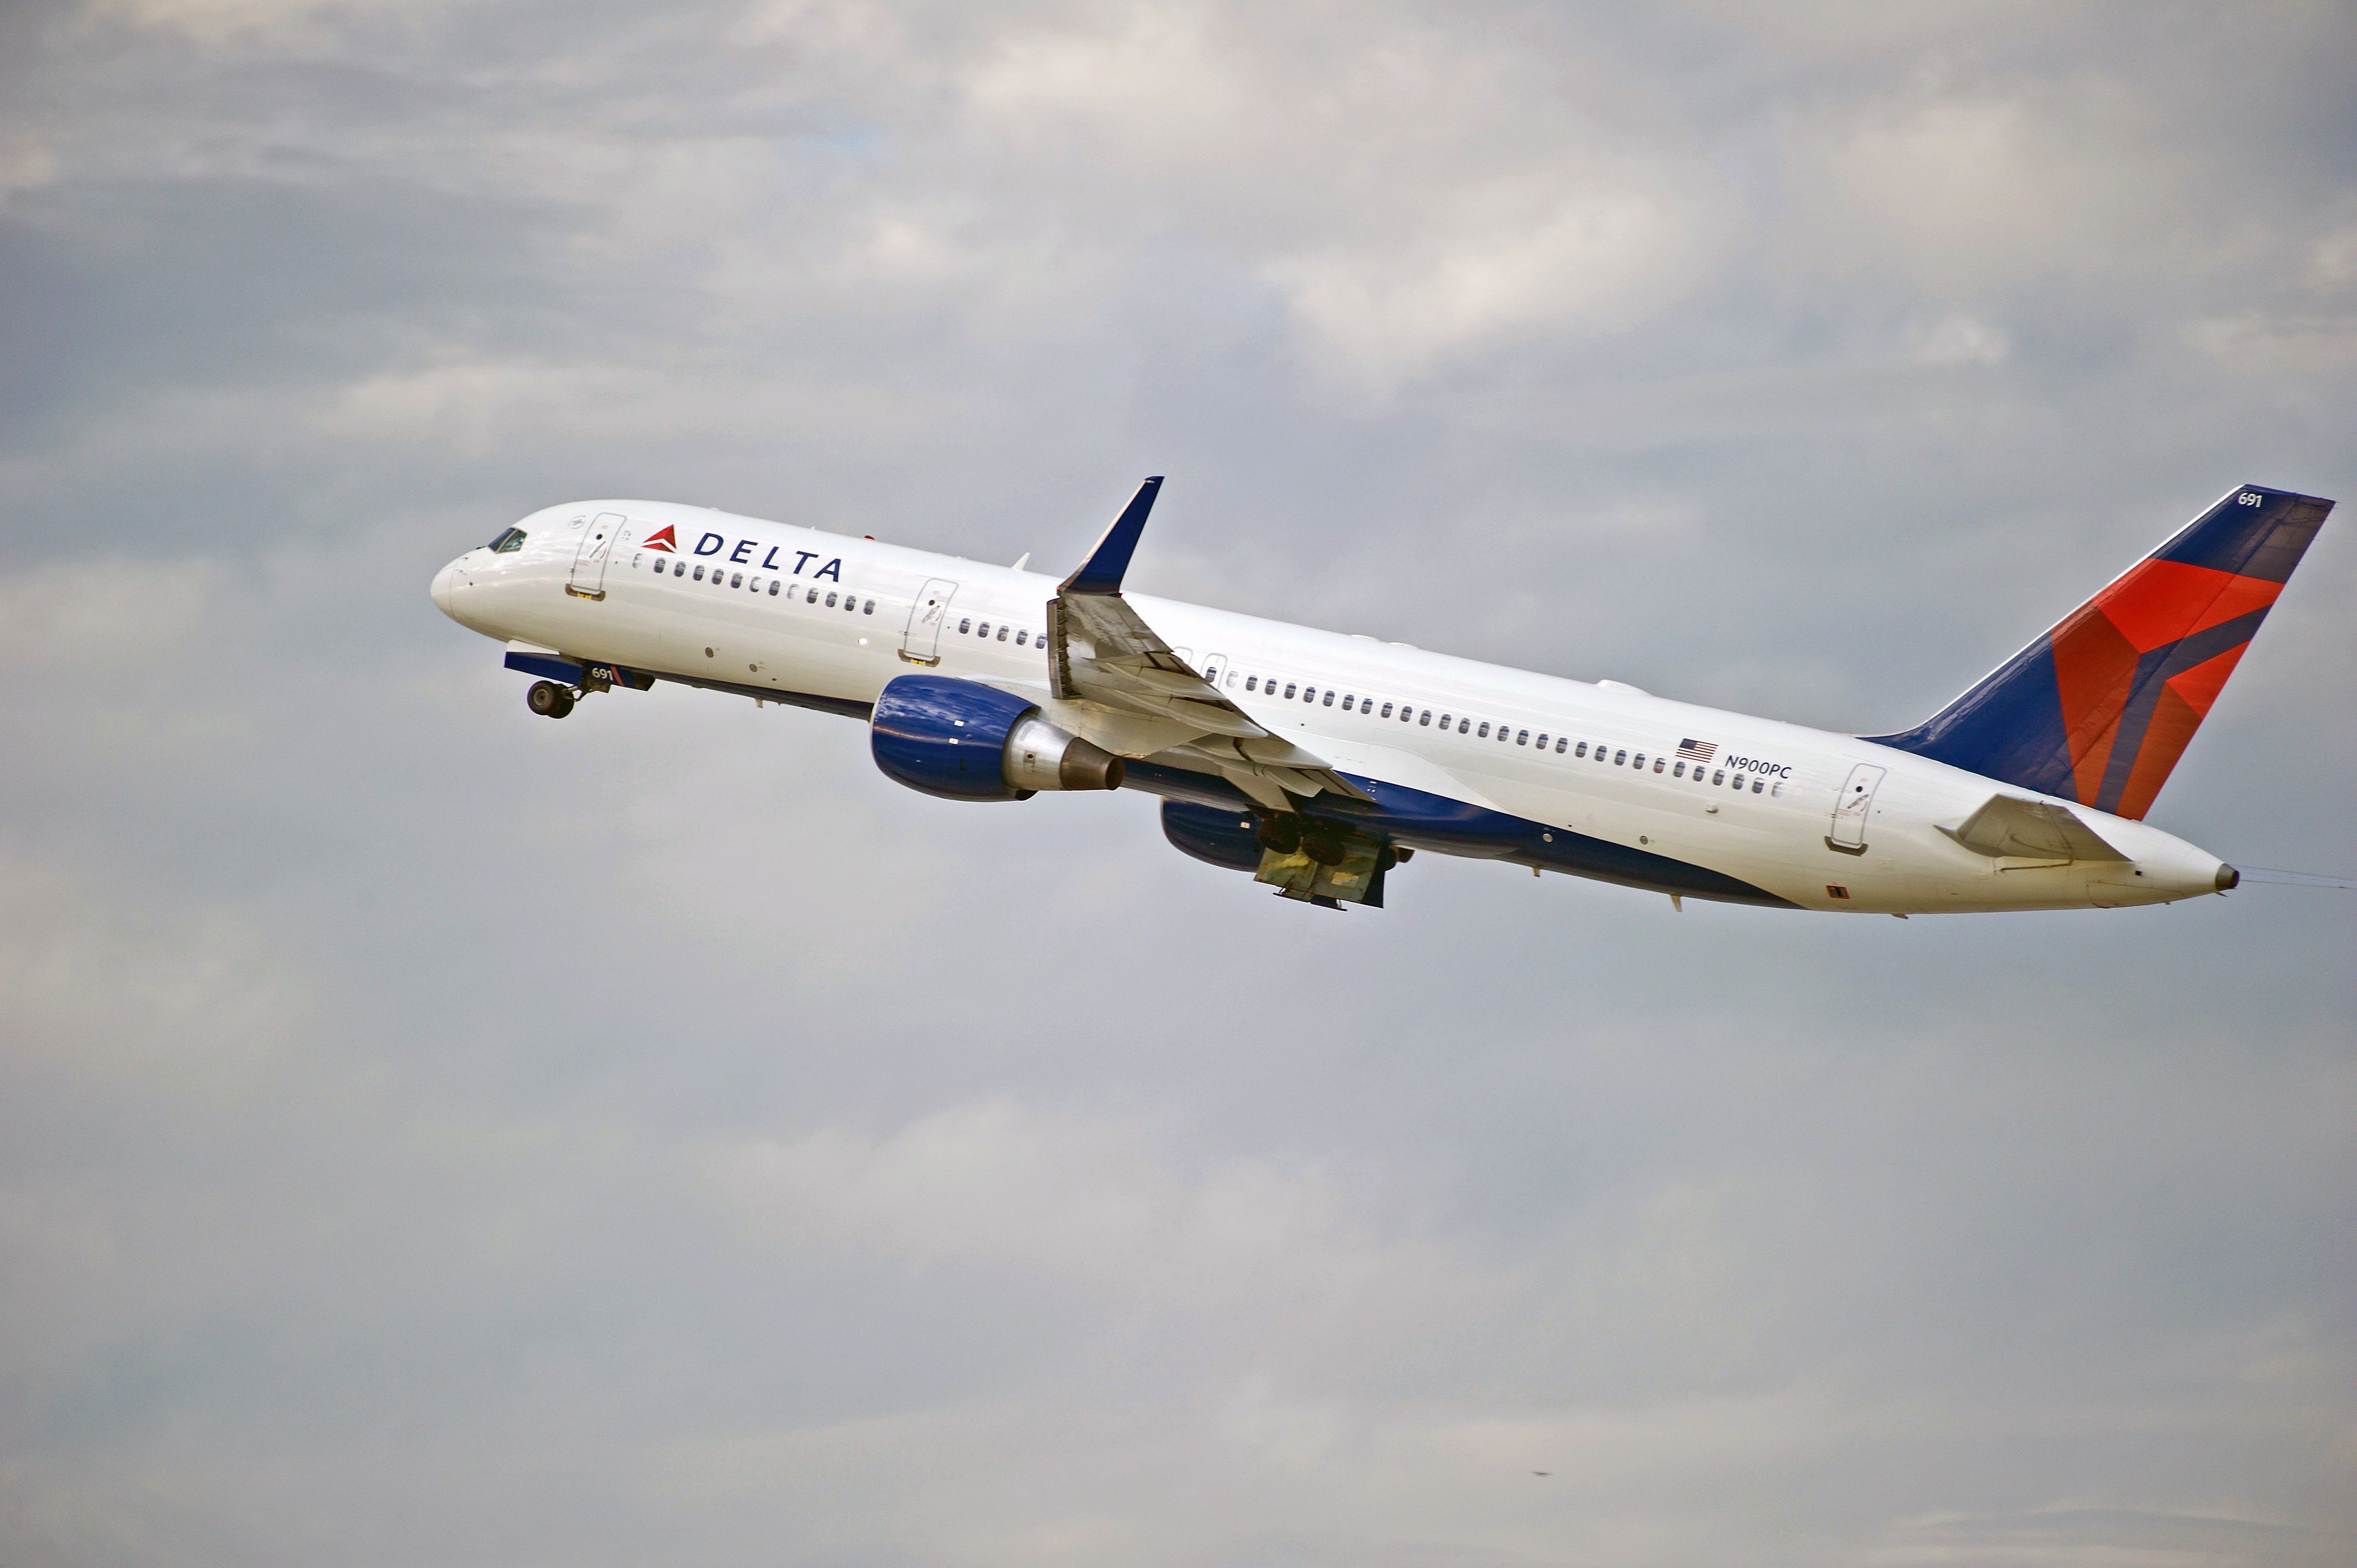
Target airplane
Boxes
[430,479,2330,914]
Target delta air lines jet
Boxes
[431,481,2329,913]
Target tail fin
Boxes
[1865,483,2332,819]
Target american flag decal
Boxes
[1677,739,1716,763]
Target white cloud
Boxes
[0,558,217,673]
[1780,85,2235,294]
[85,0,461,48]
[2305,223,2357,292]
[1269,176,1716,391]
[951,6,1730,386]
[711,1097,1485,1337]
[0,855,305,1091]
[1907,312,2011,367]
[2184,314,2357,375]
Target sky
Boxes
[3,2,2354,1565]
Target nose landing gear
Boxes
[526,679,577,719]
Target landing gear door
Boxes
[1827,762,1887,854]
[567,512,625,600]
[902,578,958,665]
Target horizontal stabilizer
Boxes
[1941,795,2130,863]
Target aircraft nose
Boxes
[431,559,458,617]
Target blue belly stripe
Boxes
[1119,760,1794,907]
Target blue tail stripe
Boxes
[1865,639,2075,797]
[2152,484,2329,581]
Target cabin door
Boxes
[900,578,958,665]
[1826,762,1887,854]
[567,512,625,600]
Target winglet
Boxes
[1059,477,1163,596]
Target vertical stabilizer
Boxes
[1865,484,2331,819]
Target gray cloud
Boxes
[2,3,2353,1565]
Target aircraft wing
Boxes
[1939,794,2132,863]
[1045,478,1367,809]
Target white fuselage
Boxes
[433,501,2233,914]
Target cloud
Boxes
[0,853,305,1091]
[0,558,217,672]
[1779,85,2233,295]
[1268,174,1717,391]
[1907,312,2010,367]
[712,1097,1486,1339]
[85,0,459,49]
[1,4,2353,1566]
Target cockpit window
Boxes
[487,527,527,553]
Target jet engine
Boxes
[1160,800,1266,871]
[870,674,1124,802]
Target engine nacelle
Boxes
[871,674,1124,802]
[1161,800,1266,871]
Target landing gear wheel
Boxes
[1300,835,1344,867]
[1255,817,1301,854]
[527,680,574,718]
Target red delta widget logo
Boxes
[642,524,678,553]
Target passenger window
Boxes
[1341,695,1354,711]
[1322,690,1334,706]
[1653,758,1665,773]
[1518,730,1529,746]
[1246,676,1258,692]
[1477,722,1489,738]
[996,626,1007,640]
[1438,713,1452,730]
[865,599,876,614]
[1711,770,1723,785]
[769,581,779,596]
[730,572,743,588]
[824,592,836,607]
[1576,742,1587,757]
[1284,683,1297,699]
[692,565,705,580]
[977,621,990,638]
[672,561,685,576]
[1555,738,1567,754]
[958,618,971,634]
[1380,702,1393,718]
[1614,750,1627,765]
[1418,710,1431,725]
[1751,778,1763,793]
[1533,733,1545,749]
[1673,761,1685,777]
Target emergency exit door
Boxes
[1826,762,1887,854]
[900,578,958,664]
